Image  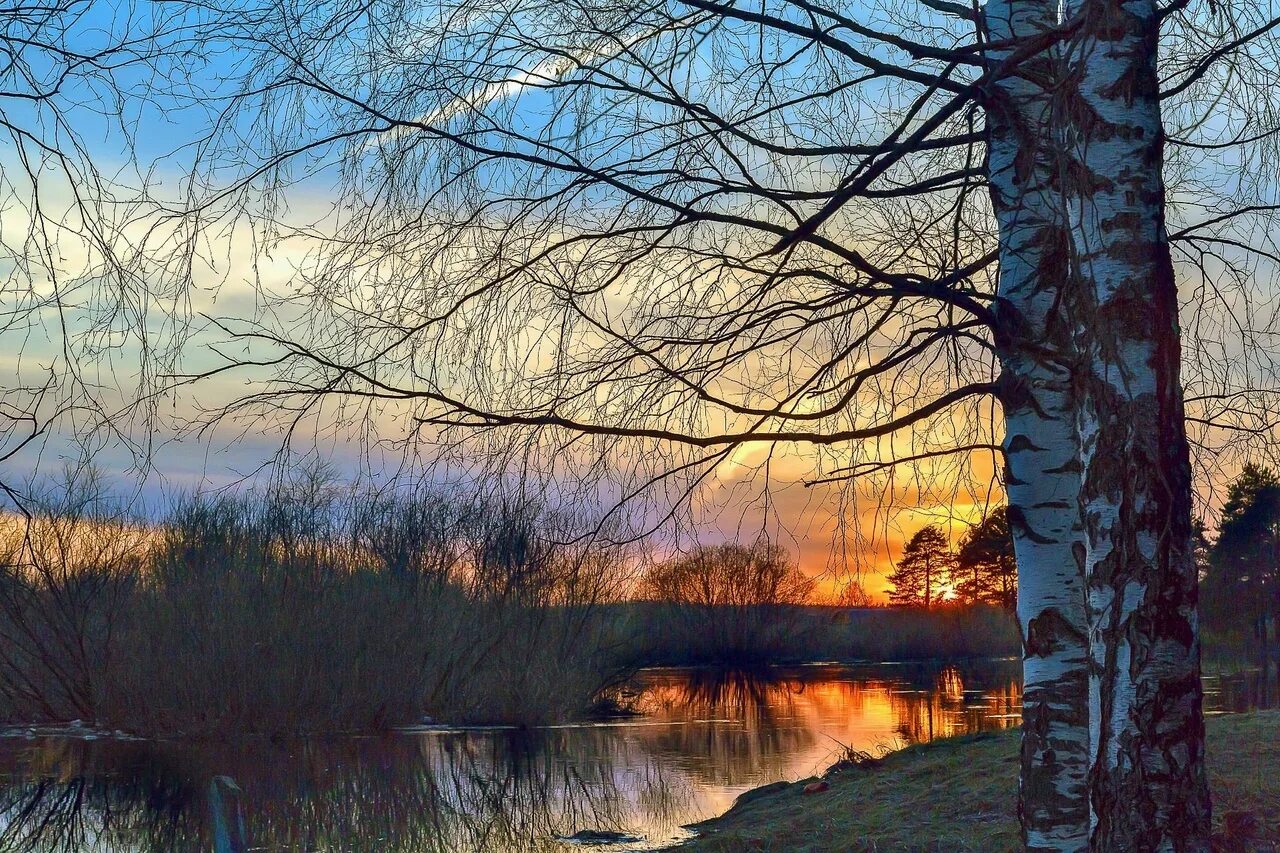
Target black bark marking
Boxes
[1026,607,1088,657]
[1065,0,1213,842]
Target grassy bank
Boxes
[673,711,1280,851]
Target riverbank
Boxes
[670,710,1280,851]
[1,482,1024,737]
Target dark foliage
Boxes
[886,526,954,610]
[953,508,1017,611]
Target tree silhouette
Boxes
[833,580,872,608]
[1207,465,1280,672]
[640,540,814,660]
[886,526,954,610]
[953,508,1016,611]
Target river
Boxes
[0,659,1271,851]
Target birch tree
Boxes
[982,0,1092,841]
[1063,0,1215,842]
[177,0,1280,846]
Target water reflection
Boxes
[0,659,1267,852]
[0,733,692,852]
[886,663,1022,745]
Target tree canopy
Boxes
[954,508,1016,610]
[1205,464,1280,661]
[886,525,953,609]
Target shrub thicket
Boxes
[0,473,629,735]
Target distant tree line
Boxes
[637,517,1018,618]
[633,539,1016,664]
[878,474,1280,671]
[886,510,1016,611]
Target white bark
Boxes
[1059,0,1212,845]
[983,1,1090,848]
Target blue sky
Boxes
[3,0,1279,596]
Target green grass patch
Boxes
[673,711,1280,852]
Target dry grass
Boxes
[674,711,1280,852]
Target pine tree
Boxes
[1208,464,1280,672]
[953,508,1017,610]
[886,525,954,609]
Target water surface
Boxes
[0,659,1270,852]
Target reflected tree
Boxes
[0,732,692,853]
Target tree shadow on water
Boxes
[0,730,696,853]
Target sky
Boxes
[2,0,1278,602]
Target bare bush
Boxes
[0,472,633,735]
[639,540,813,662]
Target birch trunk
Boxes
[1059,0,1212,845]
[983,2,1090,848]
